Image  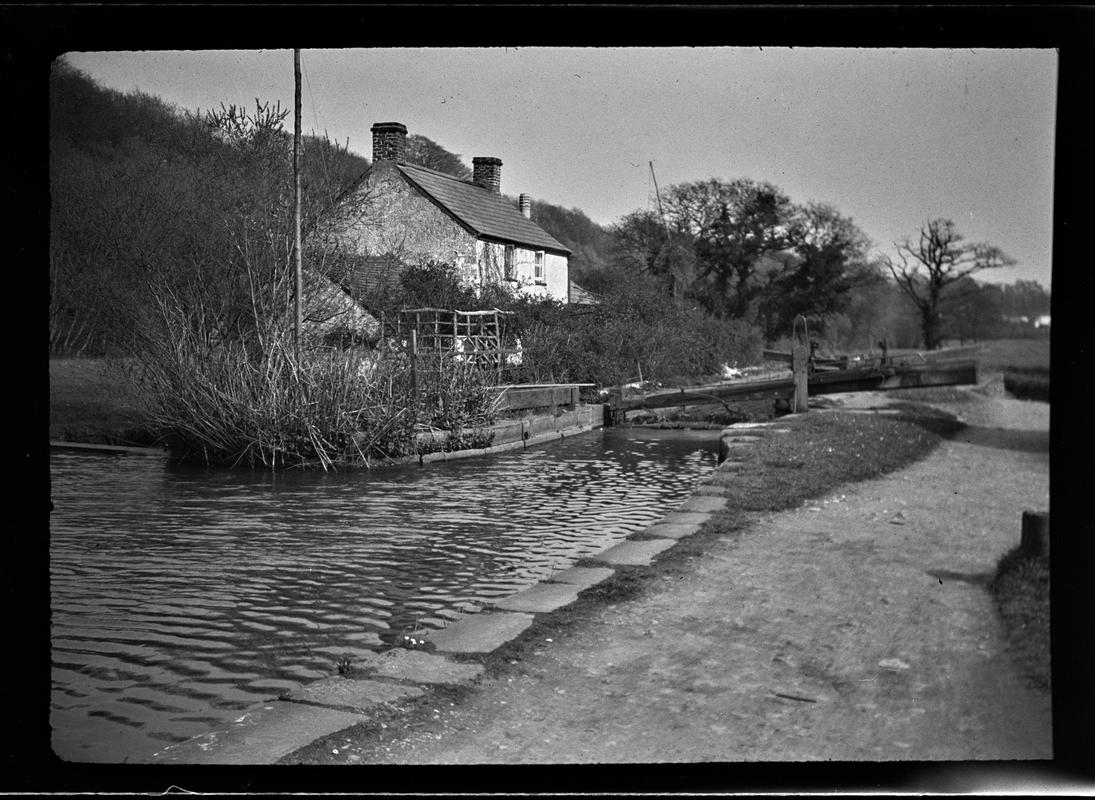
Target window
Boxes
[534,251,545,284]
[504,245,515,281]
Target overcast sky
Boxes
[63,47,1057,288]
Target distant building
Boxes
[314,121,572,304]
[1004,314,1052,330]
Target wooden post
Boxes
[791,343,809,413]
[409,328,419,413]
[1021,511,1050,558]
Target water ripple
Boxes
[50,427,716,762]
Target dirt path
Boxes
[297,391,1051,766]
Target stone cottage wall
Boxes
[319,161,480,285]
[314,161,568,300]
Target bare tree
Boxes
[884,218,1015,350]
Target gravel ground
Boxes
[283,388,1057,788]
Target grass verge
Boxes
[990,547,1051,693]
[975,338,1050,374]
[49,358,156,446]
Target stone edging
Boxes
[51,406,604,467]
[151,419,783,764]
[49,440,169,456]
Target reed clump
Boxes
[133,324,502,470]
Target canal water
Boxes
[50,427,718,763]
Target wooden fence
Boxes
[387,307,519,376]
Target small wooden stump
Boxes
[1021,510,1050,558]
[791,344,809,413]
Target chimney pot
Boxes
[519,193,532,219]
[472,156,503,194]
[371,121,408,163]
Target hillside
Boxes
[528,202,612,287]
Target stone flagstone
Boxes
[547,565,615,589]
[693,484,734,497]
[290,676,424,713]
[494,582,582,613]
[154,701,366,765]
[642,521,704,540]
[677,495,728,513]
[590,538,676,566]
[359,648,484,686]
[426,612,535,654]
[657,511,712,526]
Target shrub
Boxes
[991,546,1050,691]
[353,260,764,390]
[500,280,764,389]
[1003,367,1050,403]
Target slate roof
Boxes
[396,162,572,256]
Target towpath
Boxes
[285,389,1052,777]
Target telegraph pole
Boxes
[650,160,675,297]
[292,49,303,358]
[649,161,670,239]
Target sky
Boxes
[63,47,1057,288]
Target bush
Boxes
[501,279,764,388]
[356,261,764,390]
[1003,367,1050,403]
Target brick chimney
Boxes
[519,193,532,219]
[472,157,503,194]
[371,122,408,163]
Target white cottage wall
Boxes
[476,241,568,302]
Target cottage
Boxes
[315,121,572,304]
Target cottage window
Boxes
[504,245,516,281]
[534,251,545,284]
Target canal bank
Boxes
[52,417,721,763]
[149,417,757,765]
[269,390,1052,777]
[50,383,606,468]
[264,388,1054,777]
[147,389,1044,769]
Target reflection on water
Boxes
[50,427,717,762]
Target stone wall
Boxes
[319,161,480,285]
[472,157,502,194]
[370,122,408,163]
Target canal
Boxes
[50,427,718,762]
